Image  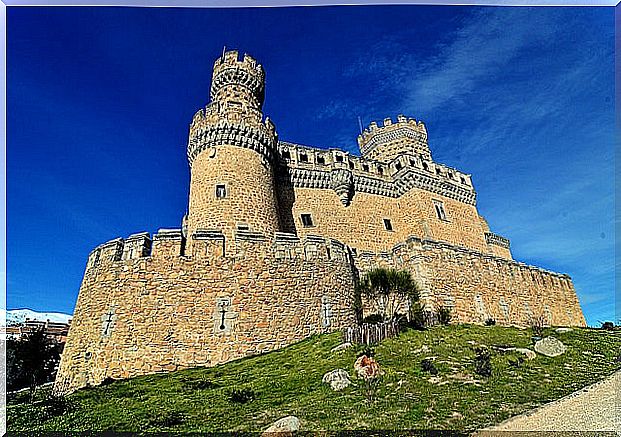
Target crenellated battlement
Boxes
[210,50,265,110]
[276,140,476,205]
[357,115,430,162]
[85,228,353,271]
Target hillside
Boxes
[8,324,620,433]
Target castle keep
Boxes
[54,51,586,394]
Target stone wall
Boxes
[55,228,585,395]
[352,237,585,327]
[277,184,494,256]
[54,230,357,394]
[187,146,280,249]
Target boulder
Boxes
[322,369,351,391]
[534,336,567,357]
[555,327,573,334]
[262,416,300,436]
[330,342,352,353]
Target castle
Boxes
[54,50,586,394]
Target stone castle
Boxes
[54,50,586,394]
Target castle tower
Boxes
[186,50,280,248]
[358,115,431,162]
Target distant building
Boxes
[5,319,71,343]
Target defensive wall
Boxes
[54,229,358,394]
[55,227,585,394]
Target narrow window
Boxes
[383,218,393,231]
[448,172,454,179]
[434,201,447,221]
[377,166,383,175]
[395,162,402,171]
[301,213,314,227]
[435,167,442,175]
[362,164,369,172]
[317,156,325,165]
[409,159,416,166]
[349,161,355,170]
[422,162,429,171]
[282,150,291,159]
[460,177,467,185]
[335,155,344,162]
[300,153,308,162]
[216,184,227,199]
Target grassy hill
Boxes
[8,324,621,433]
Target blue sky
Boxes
[6,6,615,326]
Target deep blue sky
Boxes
[7,6,615,325]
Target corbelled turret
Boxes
[358,115,430,162]
[186,50,281,248]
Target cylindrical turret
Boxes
[186,50,280,249]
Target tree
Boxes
[7,327,63,401]
[356,268,420,323]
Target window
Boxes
[435,167,442,175]
[395,162,402,171]
[460,177,467,185]
[362,164,369,172]
[237,223,249,231]
[448,172,454,179]
[422,162,429,171]
[409,159,416,167]
[301,213,314,227]
[433,200,447,221]
[335,155,343,162]
[317,156,325,165]
[383,218,393,231]
[282,150,291,159]
[349,161,355,170]
[216,184,227,199]
[377,166,383,175]
[300,153,308,162]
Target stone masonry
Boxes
[54,50,586,394]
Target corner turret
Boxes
[186,50,281,248]
[358,115,430,162]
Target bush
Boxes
[185,377,218,391]
[508,356,524,369]
[437,306,452,325]
[600,321,614,330]
[409,301,427,330]
[485,318,496,326]
[420,359,438,375]
[149,411,186,427]
[228,388,255,404]
[474,347,492,377]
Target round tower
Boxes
[186,50,280,248]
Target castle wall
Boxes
[393,238,586,327]
[187,145,280,248]
[278,184,492,256]
[350,238,585,328]
[54,231,357,395]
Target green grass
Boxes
[8,325,621,433]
